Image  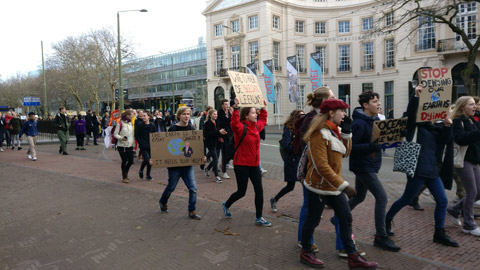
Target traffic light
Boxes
[114,89,119,101]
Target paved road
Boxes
[0,140,477,270]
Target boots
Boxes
[408,196,424,211]
[300,249,325,268]
[433,228,459,247]
[386,218,394,236]
[347,252,378,269]
[373,235,401,252]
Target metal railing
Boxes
[437,38,473,52]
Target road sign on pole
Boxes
[23,97,41,106]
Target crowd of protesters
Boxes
[3,84,480,270]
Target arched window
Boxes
[214,87,225,111]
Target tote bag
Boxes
[393,129,421,178]
[453,121,468,169]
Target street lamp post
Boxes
[117,9,147,111]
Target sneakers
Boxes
[215,176,223,183]
[0,147,4,152]
[18,147,22,151]
[32,157,37,161]
[260,168,268,174]
[255,217,271,227]
[222,202,232,218]
[475,200,480,206]
[338,249,366,258]
[122,178,129,183]
[75,147,80,150]
[80,148,86,150]
[222,172,230,179]
[297,241,319,253]
[27,154,32,159]
[62,152,68,155]
[226,164,234,169]
[373,235,401,252]
[139,171,144,179]
[300,249,325,268]
[160,203,168,213]
[188,211,201,220]
[462,227,480,236]
[447,207,461,226]
[146,176,153,181]
[204,169,210,177]
[270,197,278,213]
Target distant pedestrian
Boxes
[0,112,5,152]
[385,85,458,247]
[447,96,480,237]
[55,106,70,155]
[269,109,304,212]
[114,109,135,183]
[92,113,100,145]
[217,100,232,179]
[9,112,22,150]
[101,112,110,137]
[74,115,86,150]
[153,110,166,132]
[19,112,38,161]
[221,98,271,227]
[85,110,93,145]
[4,112,12,149]
[159,106,204,220]
[203,108,227,183]
[135,111,156,181]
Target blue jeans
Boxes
[386,175,447,229]
[298,186,315,244]
[159,166,197,212]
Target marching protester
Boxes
[159,106,204,220]
[299,99,378,269]
[113,109,135,183]
[18,112,38,161]
[217,99,233,179]
[203,108,228,183]
[4,112,12,150]
[92,112,100,144]
[269,109,304,212]
[135,111,156,181]
[221,98,271,227]
[101,112,110,137]
[0,112,5,151]
[295,86,335,252]
[343,91,400,252]
[447,96,480,236]
[153,109,166,132]
[385,85,458,247]
[85,109,93,145]
[74,115,87,150]
[9,112,22,150]
[55,106,70,155]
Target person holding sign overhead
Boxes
[221,98,271,227]
[159,106,204,220]
[385,85,458,247]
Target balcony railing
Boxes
[361,65,375,71]
[415,43,436,52]
[383,62,395,68]
[337,66,351,72]
[213,67,246,77]
[437,38,474,52]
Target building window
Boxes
[385,39,395,68]
[214,24,223,37]
[296,45,306,72]
[215,48,223,73]
[338,84,351,111]
[362,17,373,31]
[456,2,477,41]
[385,81,394,115]
[385,12,394,26]
[273,15,280,30]
[338,20,350,33]
[362,42,374,70]
[249,41,259,69]
[230,20,240,33]
[362,83,373,92]
[273,41,280,71]
[315,46,327,73]
[338,45,350,72]
[295,20,305,33]
[315,22,326,34]
[248,15,258,30]
[231,45,240,70]
[417,13,436,50]
[296,85,306,110]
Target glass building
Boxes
[124,41,207,114]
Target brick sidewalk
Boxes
[0,143,474,269]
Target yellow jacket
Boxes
[303,124,352,196]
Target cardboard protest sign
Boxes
[150,130,204,168]
[371,117,408,149]
[228,70,265,107]
[417,68,453,123]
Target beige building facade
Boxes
[203,0,480,124]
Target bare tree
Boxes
[377,0,480,95]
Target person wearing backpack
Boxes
[221,98,271,227]
[114,109,135,183]
[269,109,304,212]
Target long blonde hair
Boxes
[303,113,329,142]
[451,96,474,119]
[206,109,217,122]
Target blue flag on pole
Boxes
[263,60,275,103]
[310,52,322,91]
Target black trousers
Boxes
[139,148,152,177]
[117,147,134,179]
[225,165,264,218]
[76,133,85,147]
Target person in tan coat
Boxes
[299,99,378,269]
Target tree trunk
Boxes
[461,50,478,96]
[111,83,116,111]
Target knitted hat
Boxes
[320,99,349,114]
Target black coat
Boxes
[135,121,156,150]
[349,107,381,173]
[154,117,166,132]
[281,126,298,182]
[203,120,221,148]
[453,115,480,165]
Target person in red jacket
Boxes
[221,98,271,226]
